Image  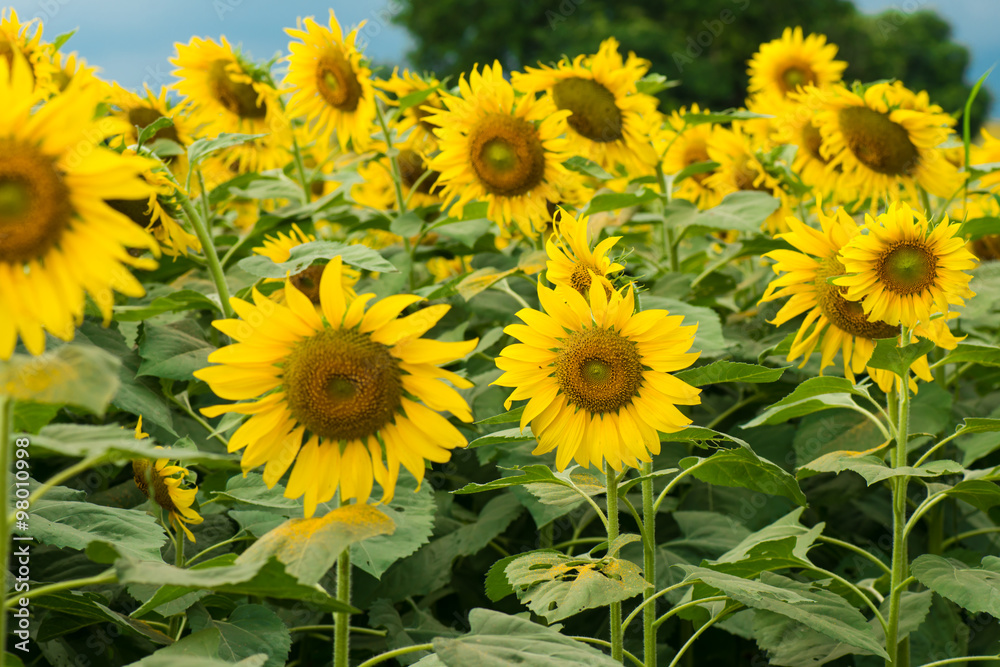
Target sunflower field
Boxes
[4,6,1000,666]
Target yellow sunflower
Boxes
[495,282,701,471]
[0,54,158,359]
[171,36,290,172]
[375,68,445,148]
[133,417,204,541]
[284,11,376,151]
[760,206,955,392]
[427,255,473,282]
[513,37,659,176]
[0,9,55,92]
[251,223,360,304]
[352,134,441,210]
[834,202,977,328]
[811,81,964,204]
[660,105,722,209]
[426,62,575,239]
[109,83,194,174]
[545,209,623,295]
[747,27,846,101]
[773,91,848,199]
[971,127,1000,192]
[194,257,478,516]
[47,50,104,95]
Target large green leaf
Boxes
[911,555,1000,617]
[188,604,291,667]
[238,503,394,585]
[430,608,621,667]
[743,377,871,428]
[0,345,119,416]
[865,337,935,379]
[24,423,231,464]
[137,321,214,381]
[674,361,788,387]
[681,447,807,506]
[797,449,964,485]
[352,475,437,580]
[938,479,1000,513]
[468,427,535,449]
[583,187,662,214]
[689,191,781,232]
[936,341,1000,367]
[187,133,266,165]
[124,627,268,667]
[237,240,397,277]
[211,473,300,510]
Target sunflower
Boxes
[194,257,477,516]
[285,11,376,151]
[513,38,659,176]
[495,282,701,471]
[760,206,953,392]
[133,417,204,541]
[426,62,575,239]
[109,83,194,173]
[0,54,158,359]
[834,202,977,328]
[660,105,722,209]
[171,36,289,173]
[352,134,441,210]
[971,128,1000,193]
[0,9,55,92]
[251,223,360,304]
[47,50,104,95]
[427,255,473,282]
[545,209,623,295]
[375,68,445,148]
[747,27,846,101]
[811,82,964,204]
[773,91,848,199]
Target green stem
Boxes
[621,581,698,632]
[289,131,313,203]
[653,461,705,513]
[655,165,679,273]
[3,569,116,609]
[666,605,737,667]
[335,500,353,667]
[816,535,891,577]
[13,455,101,521]
[606,463,623,663]
[652,595,728,630]
[916,657,1000,667]
[572,637,644,667]
[187,534,254,565]
[0,396,12,667]
[290,625,386,637]
[942,526,1000,549]
[885,347,912,667]
[356,643,434,667]
[641,461,657,667]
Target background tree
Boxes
[391,0,991,131]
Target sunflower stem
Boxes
[334,498,353,667]
[3,570,117,610]
[655,165,680,273]
[167,516,185,638]
[374,101,418,290]
[0,396,13,667]
[640,461,657,667]
[885,337,912,667]
[606,462,624,663]
[289,130,313,204]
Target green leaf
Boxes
[397,86,439,112]
[583,188,662,214]
[51,29,77,52]
[635,72,677,96]
[743,377,871,428]
[115,289,221,321]
[641,296,729,356]
[12,401,61,433]
[95,602,174,645]
[430,217,495,247]
[797,449,964,485]
[564,155,614,180]
[680,568,888,659]
[683,110,772,125]
[124,628,269,666]
[674,361,788,387]
[937,341,1000,367]
[431,608,621,667]
[865,336,935,378]
[137,322,214,381]
[912,554,1000,617]
[681,447,807,506]
[485,554,521,603]
[212,473,300,509]
[939,479,1000,513]
[955,417,1000,465]
[503,549,646,622]
[25,423,231,464]
[468,427,534,449]
[0,345,120,416]
[136,117,174,150]
[237,503,394,585]
[658,427,751,448]
[352,474,437,580]
[15,498,166,561]
[453,465,567,494]
[188,605,291,667]
[390,211,424,237]
[187,133,266,165]
[237,239,397,277]
[690,191,780,232]
[708,509,822,578]
[958,217,1000,241]
[669,160,720,185]
[474,407,524,425]
[117,553,356,613]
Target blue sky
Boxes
[8,0,998,104]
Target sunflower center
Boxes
[570,262,599,295]
[781,66,814,94]
[106,197,155,229]
[552,77,623,143]
[469,114,546,197]
[816,257,898,338]
[412,97,441,134]
[555,327,643,414]
[289,263,326,304]
[877,243,937,295]
[128,106,183,147]
[0,140,73,264]
[283,327,402,441]
[838,106,918,176]
[398,149,440,194]
[683,139,713,183]
[801,121,825,162]
[316,51,362,112]
[208,59,268,120]
[734,155,769,191]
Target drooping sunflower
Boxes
[513,38,660,176]
[171,36,289,172]
[426,61,575,239]
[545,209,623,295]
[284,11,376,151]
[375,68,445,148]
[834,202,977,328]
[109,83,195,174]
[660,105,722,210]
[251,223,360,304]
[760,205,952,392]
[133,417,204,541]
[0,54,158,359]
[811,81,964,204]
[0,9,55,92]
[194,257,478,516]
[747,27,846,101]
[495,282,701,472]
